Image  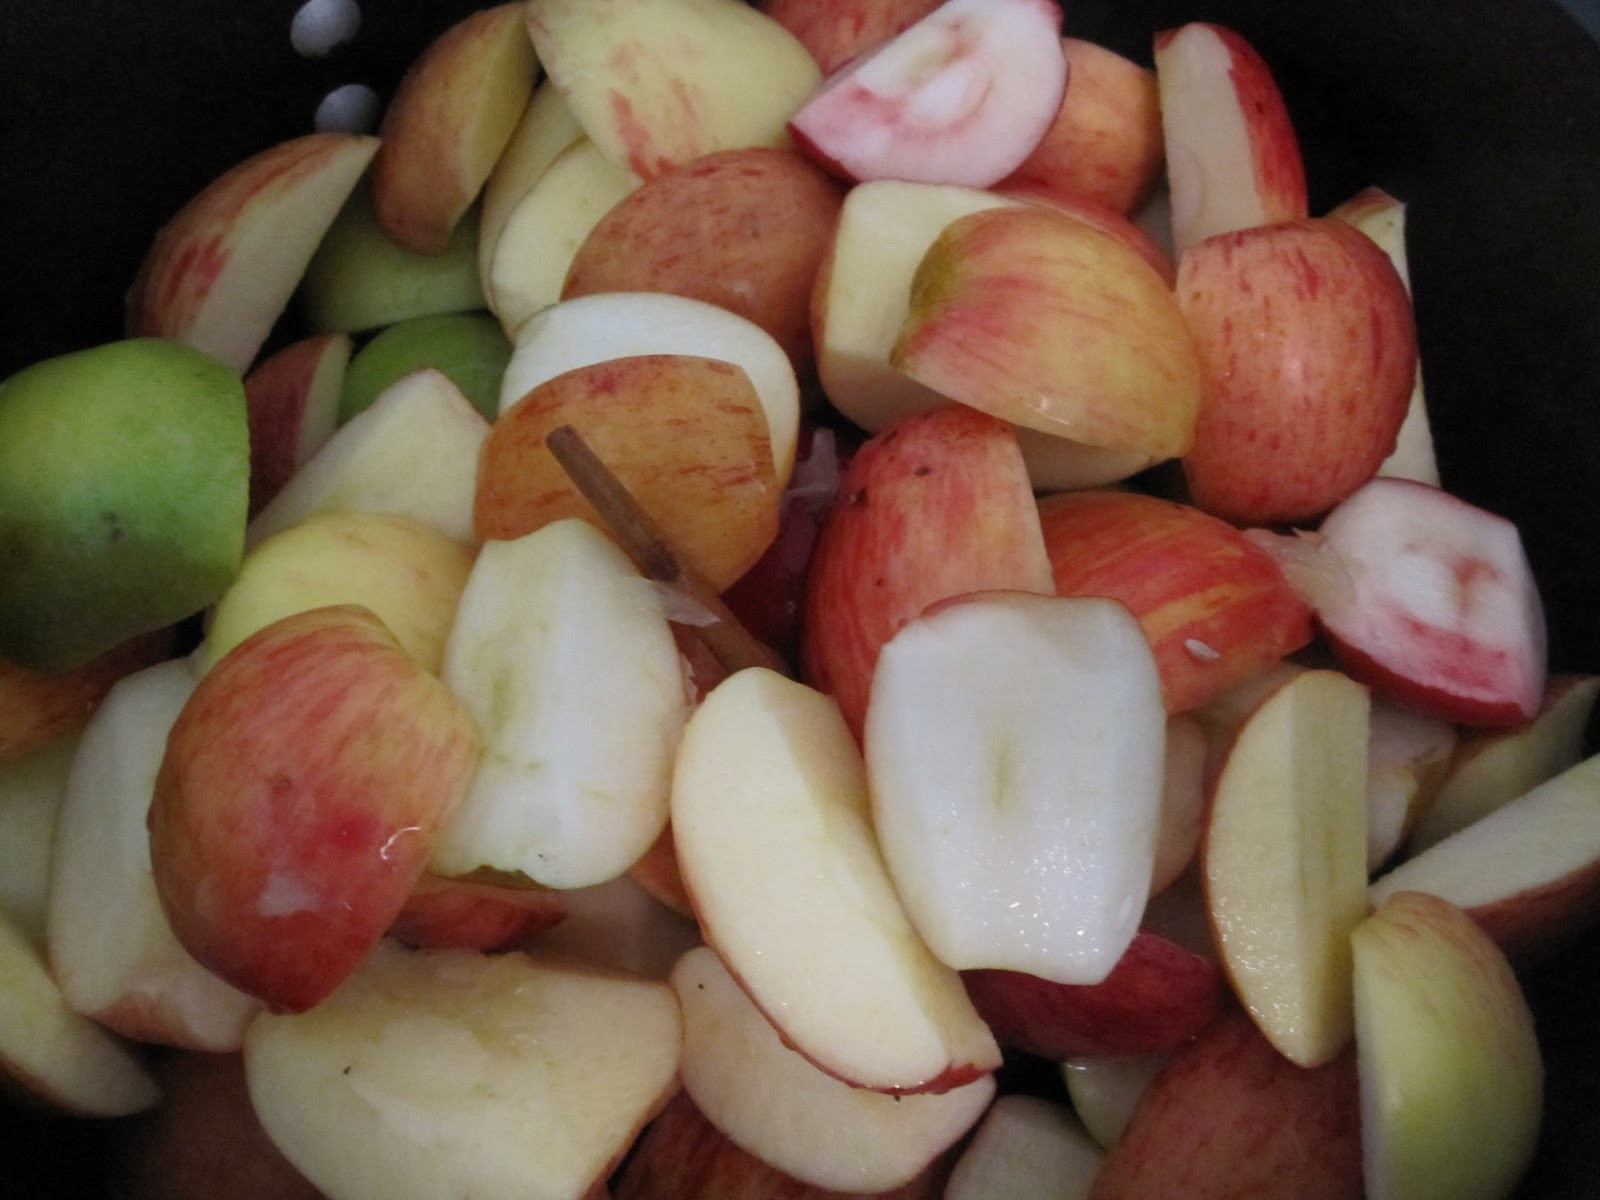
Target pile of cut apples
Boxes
[1,0,1596,1197]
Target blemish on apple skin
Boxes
[100,511,125,543]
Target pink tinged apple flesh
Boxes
[126,133,378,373]
[147,605,480,1013]
[1308,476,1548,727]
[1369,752,1600,960]
[1176,216,1418,526]
[670,944,995,1193]
[670,668,1002,1094]
[244,941,683,1200]
[890,204,1203,460]
[1352,891,1542,1200]
[1203,668,1370,1067]
[787,0,1067,188]
[864,592,1166,984]
[1153,22,1308,253]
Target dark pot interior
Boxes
[3,1,1600,1195]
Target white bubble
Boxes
[314,83,381,134]
[290,0,362,58]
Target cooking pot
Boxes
[3,1,1599,1195]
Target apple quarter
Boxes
[865,592,1167,985]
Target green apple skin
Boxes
[0,339,248,672]
[301,188,484,335]
[340,312,511,423]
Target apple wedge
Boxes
[48,659,262,1050]
[672,668,1002,1094]
[1060,1053,1167,1149]
[245,941,682,1200]
[1087,1008,1362,1200]
[524,0,820,181]
[1369,752,1600,959]
[1310,477,1548,727]
[865,592,1166,983]
[1408,672,1599,851]
[1154,22,1307,252]
[247,366,490,547]
[148,605,480,1013]
[1365,696,1456,871]
[1352,891,1542,1200]
[890,204,1202,460]
[369,3,539,254]
[242,332,349,516]
[500,291,801,484]
[1203,668,1370,1067]
[670,944,994,1192]
[801,404,1053,738]
[944,1093,1105,1200]
[0,735,75,951]
[0,908,160,1117]
[787,0,1066,188]
[127,132,378,372]
[477,81,586,281]
[432,519,687,890]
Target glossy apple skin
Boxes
[148,605,480,1013]
[1176,216,1417,525]
[759,0,943,75]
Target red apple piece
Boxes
[759,0,943,76]
[241,332,350,516]
[787,0,1067,188]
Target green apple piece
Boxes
[301,187,485,335]
[1352,890,1542,1200]
[341,313,511,423]
[0,339,248,671]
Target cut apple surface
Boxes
[1203,668,1370,1066]
[1369,752,1600,959]
[432,520,687,890]
[670,944,994,1192]
[127,132,378,372]
[760,0,943,76]
[672,668,1002,1094]
[0,733,73,948]
[944,1093,1104,1200]
[1365,697,1456,872]
[524,0,820,181]
[1060,1053,1167,1150]
[1154,22,1307,252]
[866,592,1166,983]
[245,941,682,1200]
[1352,890,1542,1200]
[1310,477,1548,728]
[787,0,1066,188]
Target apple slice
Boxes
[148,605,480,1013]
[524,0,820,181]
[482,137,639,336]
[1329,185,1439,486]
[48,659,262,1050]
[562,146,845,372]
[1153,22,1307,253]
[1087,1008,1362,1200]
[432,519,687,890]
[944,1093,1104,1200]
[340,312,511,425]
[960,929,1224,1060]
[670,944,994,1191]
[388,874,566,953]
[500,291,801,483]
[1176,217,1419,525]
[0,906,160,1117]
[760,0,942,76]
[201,510,475,676]
[475,354,780,592]
[245,942,682,1200]
[242,332,349,516]
[1365,697,1457,872]
[787,0,1066,188]
[865,592,1166,983]
[1060,1053,1167,1149]
[672,668,1002,1093]
[1000,37,1164,215]
[1352,891,1542,1200]
[1203,668,1370,1067]
[890,204,1202,459]
[1408,672,1599,852]
[247,367,489,547]
[1369,752,1600,959]
[477,80,585,281]
[0,733,75,947]
[127,132,378,371]
[0,627,172,764]
[1309,476,1548,727]
[369,3,538,254]
[1037,488,1314,714]
[801,404,1053,739]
